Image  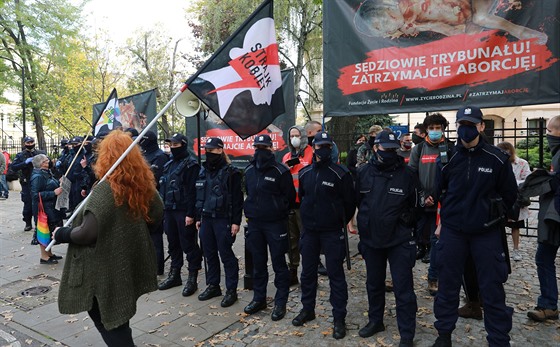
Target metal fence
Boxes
[336,118,548,238]
[3,120,547,238]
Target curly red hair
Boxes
[94,130,157,221]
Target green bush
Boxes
[517,138,551,169]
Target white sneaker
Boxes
[512,249,522,262]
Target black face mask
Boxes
[170,145,187,159]
[547,134,560,156]
[376,149,399,168]
[308,136,315,146]
[314,147,332,164]
[457,124,480,143]
[411,134,424,145]
[368,136,376,147]
[205,152,223,169]
[25,144,35,150]
[84,144,92,154]
[254,148,274,169]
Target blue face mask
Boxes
[428,130,442,142]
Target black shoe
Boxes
[422,251,430,264]
[292,309,315,326]
[333,320,346,339]
[24,223,32,231]
[432,333,452,347]
[400,339,414,347]
[40,258,58,265]
[49,254,63,260]
[318,261,327,276]
[158,268,182,290]
[416,245,426,260]
[271,305,286,321]
[198,285,222,301]
[244,300,267,314]
[289,268,299,286]
[182,272,198,297]
[359,321,385,338]
[221,290,238,307]
[30,234,38,245]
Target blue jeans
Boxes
[535,242,559,310]
[0,174,8,197]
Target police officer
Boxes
[195,138,243,307]
[432,106,517,347]
[244,134,296,320]
[292,132,356,340]
[78,136,96,199]
[158,133,203,297]
[53,139,69,179]
[356,130,423,347]
[140,130,169,275]
[11,136,46,233]
[65,136,86,212]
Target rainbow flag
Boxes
[37,195,51,247]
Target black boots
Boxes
[333,320,346,339]
[359,321,385,338]
[198,284,222,301]
[158,267,182,290]
[292,310,315,326]
[289,268,299,286]
[221,289,238,307]
[182,272,198,297]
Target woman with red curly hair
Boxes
[53,130,164,346]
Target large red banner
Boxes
[324,0,560,116]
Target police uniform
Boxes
[244,134,296,320]
[158,133,203,294]
[294,132,356,339]
[10,136,46,230]
[434,106,517,347]
[66,136,87,211]
[356,131,423,345]
[195,138,243,305]
[141,130,169,275]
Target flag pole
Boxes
[46,84,188,251]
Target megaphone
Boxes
[175,89,201,117]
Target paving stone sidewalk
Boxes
[1,195,558,346]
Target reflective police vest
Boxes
[196,165,237,218]
[159,156,198,210]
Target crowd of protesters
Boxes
[3,106,559,347]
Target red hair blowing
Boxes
[94,130,157,222]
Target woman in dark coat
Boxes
[30,154,63,264]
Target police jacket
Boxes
[79,151,96,192]
[159,151,200,215]
[244,157,296,222]
[196,159,243,225]
[11,148,46,184]
[30,168,64,225]
[299,159,356,231]
[356,156,424,248]
[143,144,169,189]
[439,139,517,233]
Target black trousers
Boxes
[88,297,134,347]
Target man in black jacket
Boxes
[243,134,296,321]
[356,130,424,347]
[292,132,356,340]
[157,133,203,297]
[11,136,46,233]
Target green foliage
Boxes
[516,137,551,169]
[354,115,393,135]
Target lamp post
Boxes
[0,56,26,139]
